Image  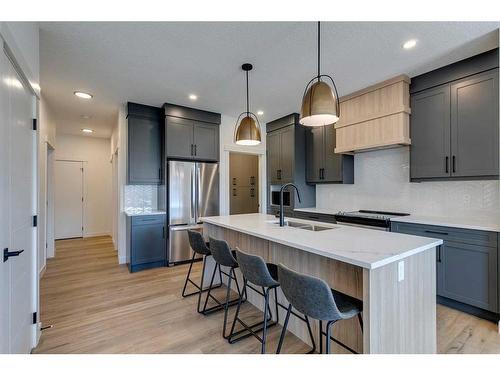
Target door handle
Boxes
[162,226,165,239]
[445,156,449,173]
[233,188,237,197]
[190,144,194,156]
[232,177,237,186]
[194,144,197,156]
[319,168,322,180]
[452,155,456,173]
[3,248,24,263]
[437,245,442,263]
[250,188,255,198]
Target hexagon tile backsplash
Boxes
[124,185,158,211]
[316,147,500,220]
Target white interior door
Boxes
[54,161,84,239]
[0,46,37,353]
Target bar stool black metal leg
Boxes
[319,320,323,354]
[304,315,316,354]
[276,303,292,354]
[358,313,363,332]
[181,252,198,297]
[228,278,247,340]
[222,268,235,339]
[198,262,217,313]
[273,287,279,324]
[325,320,335,354]
[261,288,270,354]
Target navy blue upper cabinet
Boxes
[164,103,221,162]
[410,49,499,181]
[127,102,163,185]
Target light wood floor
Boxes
[34,236,500,354]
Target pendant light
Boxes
[299,21,340,127]
[234,63,262,146]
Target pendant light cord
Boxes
[317,21,321,79]
[246,70,249,115]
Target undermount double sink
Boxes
[270,220,335,232]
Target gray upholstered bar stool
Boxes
[276,264,363,354]
[182,230,223,313]
[227,249,280,354]
[202,237,247,339]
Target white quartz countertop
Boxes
[123,209,166,217]
[203,213,442,270]
[295,207,500,233]
[391,215,500,232]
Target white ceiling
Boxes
[40,22,500,138]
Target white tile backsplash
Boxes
[123,185,158,211]
[316,147,500,220]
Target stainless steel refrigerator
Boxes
[168,160,219,264]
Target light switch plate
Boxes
[398,261,405,282]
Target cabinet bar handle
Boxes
[190,144,194,156]
[452,155,456,173]
[437,245,442,263]
[425,230,449,236]
[194,144,197,156]
[445,156,449,173]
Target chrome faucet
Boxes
[279,183,301,227]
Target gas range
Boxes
[334,210,410,230]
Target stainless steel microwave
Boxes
[270,185,292,208]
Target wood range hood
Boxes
[334,74,411,154]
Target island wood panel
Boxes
[363,248,437,353]
[204,223,364,354]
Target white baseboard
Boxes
[118,256,126,265]
[84,232,111,238]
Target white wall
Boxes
[55,134,112,237]
[316,147,500,221]
[0,22,40,96]
[219,114,267,215]
[37,95,56,272]
[116,104,128,264]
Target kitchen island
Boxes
[203,213,443,354]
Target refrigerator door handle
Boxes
[196,164,201,222]
[190,166,195,223]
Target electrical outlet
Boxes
[398,261,405,282]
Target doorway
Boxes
[54,160,84,239]
[229,152,259,215]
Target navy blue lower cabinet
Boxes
[126,214,166,272]
[391,222,499,316]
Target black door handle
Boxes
[318,168,322,180]
[3,248,24,263]
[194,144,197,156]
[437,245,442,263]
[445,156,449,173]
[452,155,456,173]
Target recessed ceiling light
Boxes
[81,128,94,133]
[74,91,93,99]
[81,115,92,120]
[402,39,417,50]
[189,94,197,100]
[257,110,264,116]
